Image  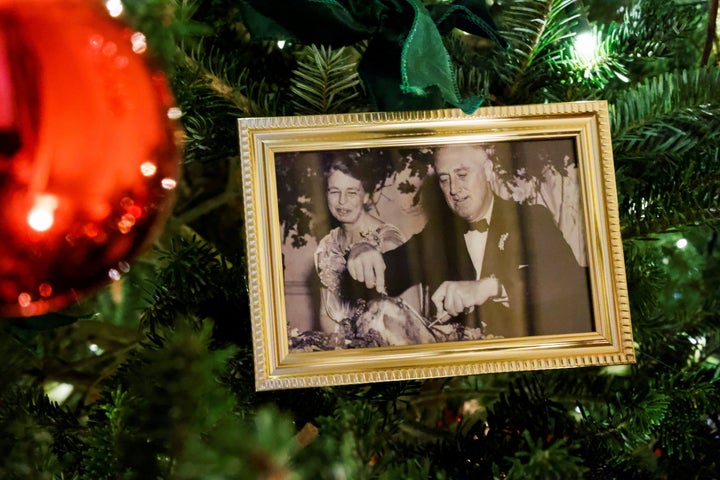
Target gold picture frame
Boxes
[239,101,634,391]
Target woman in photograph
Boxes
[313,154,406,333]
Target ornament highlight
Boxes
[0,0,182,316]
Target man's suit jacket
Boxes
[377,196,593,338]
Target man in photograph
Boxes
[345,144,593,338]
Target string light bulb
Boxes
[573,30,599,64]
[105,0,123,17]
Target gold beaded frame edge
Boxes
[237,101,634,391]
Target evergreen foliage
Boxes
[290,45,363,114]
[2,0,720,478]
[491,0,583,103]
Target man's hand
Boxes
[346,243,387,294]
[431,276,500,321]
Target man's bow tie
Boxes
[467,218,489,233]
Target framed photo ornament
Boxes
[238,101,634,391]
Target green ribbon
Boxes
[238,0,507,113]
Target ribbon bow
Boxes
[237,0,507,113]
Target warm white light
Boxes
[676,238,688,249]
[108,268,122,281]
[117,213,136,234]
[46,382,75,404]
[105,0,123,17]
[161,178,177,190]
[141,161,157,177]
[89,343,99,353]
[689,336,707,363]
[167,107,182,120]
[277,40,286,49]
[131,32,147,54]
[27,194,59,232]
[28,210,53,232]
[574,31,598,64]
[17,292,31,308]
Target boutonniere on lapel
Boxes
[498,232,510,251]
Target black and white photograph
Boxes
[280,140,594,351]
[239,102,633,391]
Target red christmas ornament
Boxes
[0,0,182,317]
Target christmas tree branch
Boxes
[183,53,259,114]
[702,0,719,66]
[289,44,362,115]
[504,0,552,100]
[159,217,234,267]
[175,189,239,224]
[494,0,579,103]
